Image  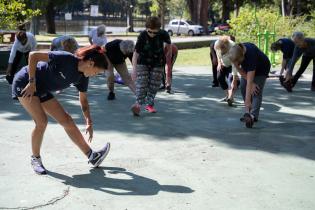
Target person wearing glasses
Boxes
[6,30,37,84]
[11,45,110,175]
[131,16,172,116]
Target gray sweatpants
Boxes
[135,64,163,106]
[240,76,267,120]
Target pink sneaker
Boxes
[131,104,141,116]
[145,105,157,113]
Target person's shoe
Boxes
[243,113,254,128]
[88,142,111,168]
[5,75,13,85]
[226,98,234,106]
[107,92,116,100]
[159,85,165,90]
[131,103,141,116]
[283,80,293,92]
[166,86,171,94]
[31,156,47,175]
[212,83,219,87]
[220,96,228,102]
[145,105,157,113]
[55,90,62,94]
[279,75,285,87]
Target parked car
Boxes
[208,23,231,34]
[166,19,204,36]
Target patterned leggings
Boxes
[135,65,163,106]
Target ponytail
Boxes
[75,45,107,69]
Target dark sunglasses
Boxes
[147,30,159,35]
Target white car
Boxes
[166,19,204,36]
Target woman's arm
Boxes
[131,51,139,81]
[79,91,93,142]
[233,61,247,78]
[245,71,255,113]
[21,52,49,100]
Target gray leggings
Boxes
[135,65,163,106]
[240,76,267,120]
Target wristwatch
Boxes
[29,77,36,83]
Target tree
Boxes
[0,0,40,30]
[187,0,209,34]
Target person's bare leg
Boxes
[19,96,48,157]
[106,68,115,93]
[41,98,90,156]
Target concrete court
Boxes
[0,66,314,210]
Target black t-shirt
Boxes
[135,29,171,67]
[105,39,132,65]
[34,51,88,92]
[241,43,271,77]
[278,38,295,59]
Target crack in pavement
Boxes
[0,186,70,210]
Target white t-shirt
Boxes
[214,39,238,76]
[88,29,107,47]
[9,32,37,63]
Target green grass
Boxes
[176,47,211,66]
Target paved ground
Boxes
[0,66,314,210]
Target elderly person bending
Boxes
[283,32,315,92]
[105,39,136,100]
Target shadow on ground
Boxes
[1,71,314,160]
[47,166,194,196]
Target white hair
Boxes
[292,31,304,41]
[119,40,135,54]
[97,24,106,34]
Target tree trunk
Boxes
[200,0,209,34]
[296,0,301,15]
[45,0,56,34]
[159,0,166,29]
[187,0,198,23]
[127,6,134,32]
[222,0,230,22]
[234,0,239,17]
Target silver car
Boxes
[166,19,204,36]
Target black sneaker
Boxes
[88,143,111,167]
[243,113,254,128]
[212,83,219,87]
[107,92,116,100]
[166,86,171,94]
[5,75,13,85]
[227,98,234,106]
[159,85,166,90]
[279,76,285,87]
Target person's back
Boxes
[88,25,107,47]
[51,36,79,53]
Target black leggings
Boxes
[217,66,232,90]
[210,44,218,85]
[10,51,30,76]
[293,55,315,87]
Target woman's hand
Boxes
[21,82,36,101]
[85,124,93,142]
[217,62,222,71]
[245,98,252,112]
[251,83,260,96]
